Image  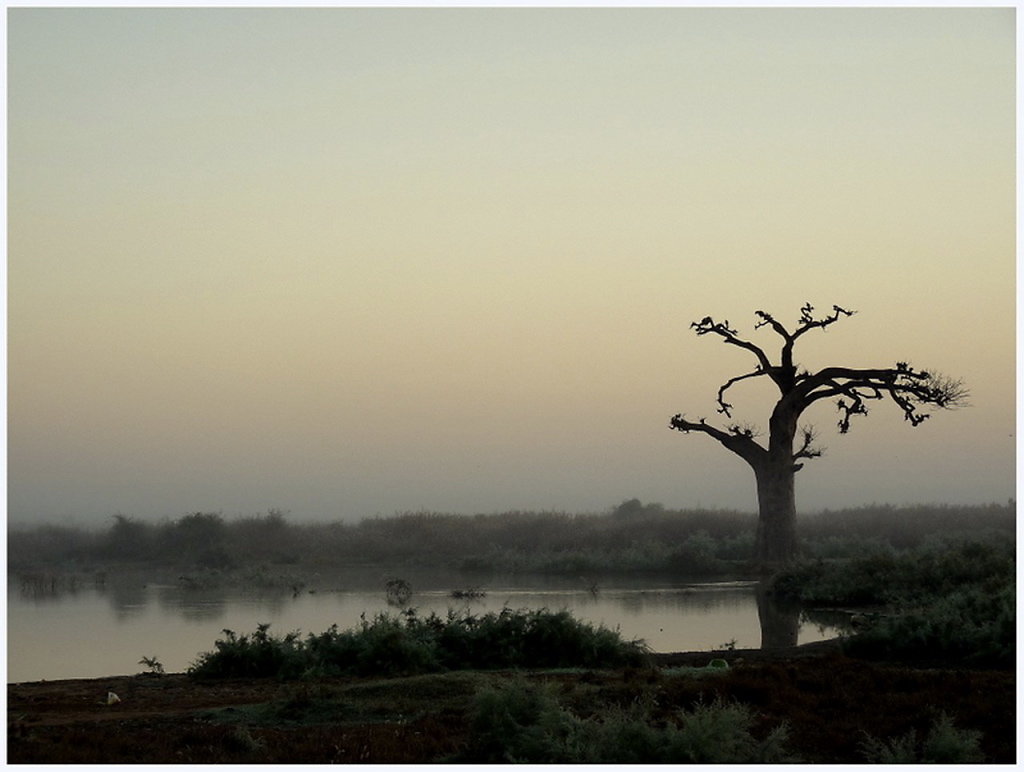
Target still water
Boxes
[7,569,840,682]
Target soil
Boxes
[8,640,1014,764]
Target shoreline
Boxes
[8,637,847,687]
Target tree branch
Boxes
[753,310,792,341]
[668,413,767,467]
[800,364,969,433]
[671,305,967,482]
[791,303,855,342]
[691,316,773,373]
[715,368,768,417]
[754,304,855,373]
[792,425,825,470]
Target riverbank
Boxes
[8,641,1014,763]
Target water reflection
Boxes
[755,582,799,649]
[155,587,229,622]
[106,581,150,621]
[8,572,843,682]
[149,581,308,622]
[802,606,854,637]
[15,571,91,601]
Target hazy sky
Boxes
[8,7,1016,526]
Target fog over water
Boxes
[8,8,1015,527]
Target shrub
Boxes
[159,513,227,564]
[769,541,1015,668]
[189,608,649,680]
[770,541,1014,606]
[463,683,793,763]
[138,655,165,676]
[575,706,663,763]
[467,680,580,762]
[666,529,724,575]
[666,699,791,763]
[842,580,1014,668]
[860,713,984,763]
[102,515,155,561]
[919,713,985,763]
[189,623,309,679]
[351,614,439,675]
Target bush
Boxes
[467,680,580,762]
[842,580,1014,668]
[351,614,440,675]
[189,623,308,679]
[103,515,155,561]
[770,541,1014,606]
[665,699,792,763]
[189,608,649,680]
[666,529,724,574]
[462,682,794,763]
[575,698,792,763]
[769,541,1015,668]
[860,712,984,763]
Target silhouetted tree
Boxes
[611,498,665,519]
[104,514,154,560]
[669,304,968,566]
[158,512,227,566]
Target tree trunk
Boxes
[752,402,800,566]
[753,458,797,565]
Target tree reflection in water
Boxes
[755,581,800,649]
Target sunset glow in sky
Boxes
[8,7,1015,525]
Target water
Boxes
[7,570,841,682]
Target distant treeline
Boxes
[7,500,1014,577]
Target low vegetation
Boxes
[769,541,1015,668]
[769,540,1013,606]
[7,500,1014,579]
[9,500,1014,763]
[841,581,1015,668]
[10,500,1015,677]
[859,712,985,763]
[137,656,165,676]
[464,679,792,763]
[12,654,1011,763]
[188,608,649,680]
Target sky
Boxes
[7,6,1016,527]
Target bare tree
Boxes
[669,303,968,566]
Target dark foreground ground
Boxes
[7,641,1014,764]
